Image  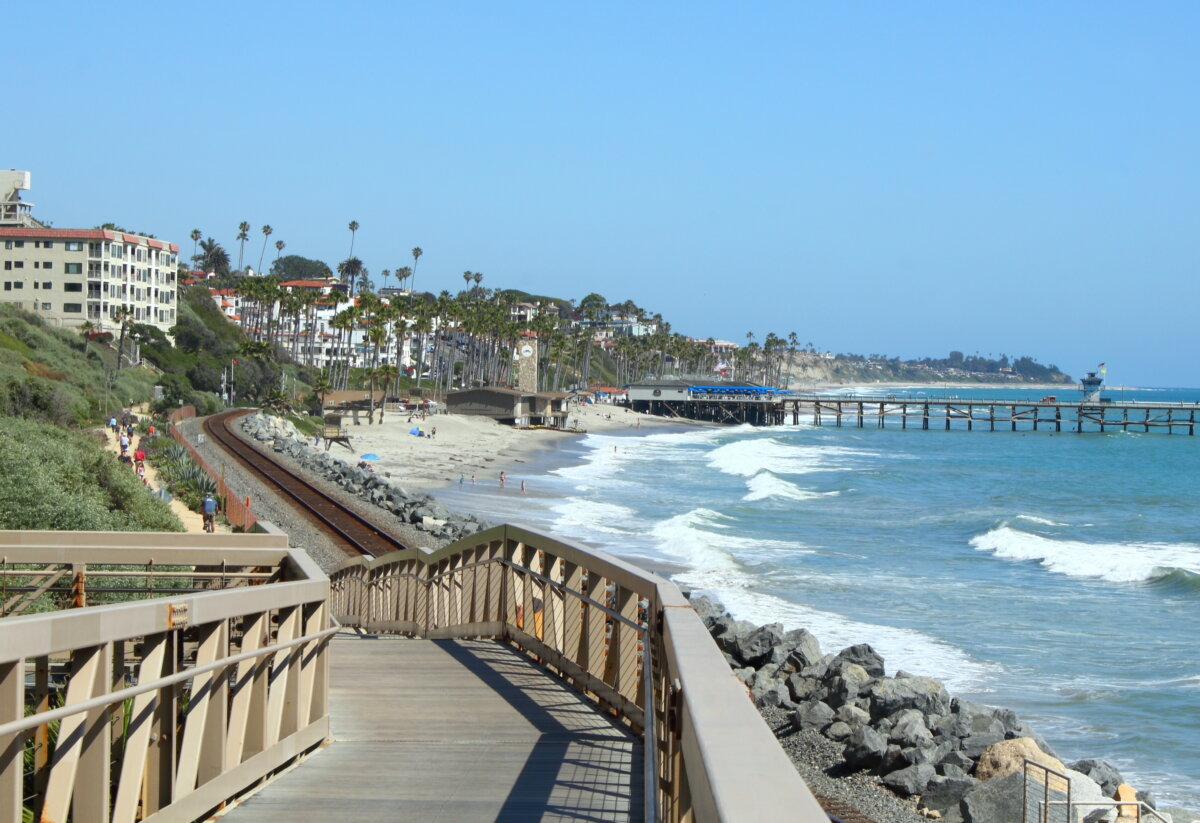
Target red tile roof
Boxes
[0,227,180,253]
[280,279,332,288]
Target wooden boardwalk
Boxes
[222,634,643,822]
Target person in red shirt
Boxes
[134,448,147,464]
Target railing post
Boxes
[144,630,178,815]
[0,659,22,823]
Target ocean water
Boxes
[436,386,1200,806]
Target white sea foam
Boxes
[1015,514,1068,527]
[652,507,993,691]
[551,425,740,488]
[706,437,873,478]
[970,525,1200,583]
[551,498,639,537]
[743,471,839,502]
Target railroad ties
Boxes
[792,396,1199,435]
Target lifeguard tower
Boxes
[322,413,353,451]
[1080,364,1106,404]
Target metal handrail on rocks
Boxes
[329,522,828,822]
[0,530,332,823]
[1022,758,1169,823]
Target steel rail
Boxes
[202,409,409,558]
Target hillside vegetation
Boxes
[0,417,182,531]
[0,305,158,425]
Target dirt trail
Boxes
[100,419,228,534]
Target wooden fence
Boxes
[168,406,257,531]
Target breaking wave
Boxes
[743,471,839,502]
[970,525,1200,586]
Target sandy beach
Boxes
[340,401,710,491]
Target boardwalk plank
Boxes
[222,634,642,822]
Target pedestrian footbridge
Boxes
[0,525,826,822]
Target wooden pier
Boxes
[791,395,1199,435]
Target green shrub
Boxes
[0,418,183,532]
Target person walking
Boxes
[119,431,130,456]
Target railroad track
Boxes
[202,409,409,558]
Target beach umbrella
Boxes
[359,453,381,462]
[409,427,422,436]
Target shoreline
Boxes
[247,409,1197,816]
[340,402,714,493]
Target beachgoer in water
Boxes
[520,480,526,495]
[459,474,464,486]
[431,426,437,439]
[499,471,506,487]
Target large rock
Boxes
[883,763,936,797]
[1059,769,1117,823]
[785,674,823,704]
[833,643,886,677]
[867,676,951,718]
[712,618,755,658]
[734,622,783,668]
[689,595,726,625]
[1114,785,1137,820]
[793,700,835,731]
[1068,759,1125,797]
[962,730,1007,759]
[922,775,980,812]
[889,712,934,749]
[976,737,1064,782]
[826,663,872,708]
[843,725,889,770]
[961,771,1025,823]
[781,628,823,670]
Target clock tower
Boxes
[516,337,539,393]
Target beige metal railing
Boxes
[330,523,827,823]
[0,530,333,823]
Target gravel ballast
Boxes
[181,417,349,572]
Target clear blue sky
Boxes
[11,3,1199,385]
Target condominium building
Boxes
[0,227,179,333]
[0,172,178,333]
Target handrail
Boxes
[329,522,827,822]
[0,529,332,823]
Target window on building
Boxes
[42,282,50,290]
[64,263,82,275]
[2,282,8,291]
[63,303,82,313]
[42,262,53,271]
[3,241,11,250]
[14,282,24,289]
[64,241,83,252]
[2,261,9,271]
[41,302,51,311]
[13,241,23,248]
[12,261,23,269]
[64,282,83,293]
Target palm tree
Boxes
[236,221,251,271]
[380,268,391,291]
[190,229,202,268]
[348,220,360,257]
[113,306,133,371]
[256,225,273,273]
[462,271,472,290]
[195,238,230,275]
[410,246,422,297]
[275,239,286,263]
